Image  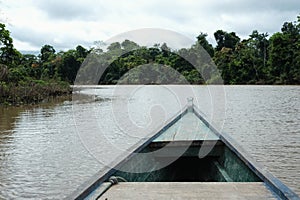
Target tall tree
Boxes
[214,30,240,51]
[249,30,269,70]
[76,45,88,61]
[213,47,234,84]
[0,23,21,66]
[195,33,214,57]
[107,42,121,51]
[39,45,57,79]
[121,39,139,51]
[40,44,56,62]
[268,17,300,84]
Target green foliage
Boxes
[0,23,22,66]
[121,39,139,51]
[0,25,72,105]
[107,42,121,51]
[214,30,240,51]
[0,64,8,81]
[196,33,214,57]
[213,16,300,84]
[268,19,300,84]
[40,44,56,62]
[7,66,28,82]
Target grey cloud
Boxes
[207,0,300,14]
[185,0,299,39]
[9,25,91,51]
[128,0,299,37]
[140,0,299,21]
[34,0,108,21]
[220,11,298,37]
[142,3,191,24]
[10,26,50,49]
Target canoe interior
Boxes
[112,140,261,182]
[110,109,260,183]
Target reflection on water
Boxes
[0,86,299,199]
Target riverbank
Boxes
[0,80,71,106]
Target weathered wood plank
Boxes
[99,182,278,200]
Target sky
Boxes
[0,0,299,52]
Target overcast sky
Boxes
[1,0,299,52]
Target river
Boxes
[0,85,299,199]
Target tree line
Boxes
[79,15,300,85]
[0,15,299,104]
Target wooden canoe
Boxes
[68,102,299,200]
